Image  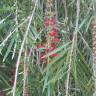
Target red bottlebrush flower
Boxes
[44,17,56,27]
[45,47,49,53]
[52,27,59,32]
[50,47,57,51]
[44,21,49,27]
[51,53,58,57]
[52,38,61,43]
[50,30,59,36]
[51,43,57,47]
[40,53,45,61]
[37,44,45,49]
[49,18,56,25]
[49,47,58,57]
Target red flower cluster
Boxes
[50,28,59,36]
[37,17,61,62]
[52,38,61,43]
[37,44,45,49]
[46,17,60,57]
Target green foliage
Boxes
[0,0,94,96]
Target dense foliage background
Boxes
[0,0,95,96]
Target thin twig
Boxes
[23,41,29,96]
[55,0,58,20]
[12,0,19,59]
[65,0,80,96]
[62,0,68,18]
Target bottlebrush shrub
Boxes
[37,16,61,62]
